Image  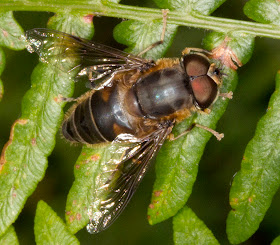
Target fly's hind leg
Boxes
[195,124,224,141]
[137,9,169,57]
[169,123,224,141]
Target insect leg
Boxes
[137,9,169,57]
[61,97,77,102]
[195,124,224,140]
[169,123,224,141]
[181,47,213,57]
[56,94,77,103]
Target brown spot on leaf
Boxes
[149,204,154,209]
[156,212,159,216]
[248,197,253,203]
[12,192,17,198]
[147,215,150,220]
[54,94,64,103]
[72,200,77,206]
[83,14,94,23]
[69,215,75,223]
[76,164,80,170]
[66,211,71,216]
[91,154,100,161]
[230,198,239,206]
[2,30,8,37]
[76,213,82,220]
[82,152,86,156]
[211,37,242,70]
[154,190,163,197]
[31,138,37,146]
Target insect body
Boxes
[62,52,221,145]
[26,28,223,233]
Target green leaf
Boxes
[66,142,136,233]
[226,71,280,244]
[244,0,280,25]
[35,201,79,245]
[0,226,19,245]
[173,206,219,245]
[0,47,5,102]
[0,11,25,50]
[148,68,238,225]
[65,145,110,233]
[191,0,226,15]
[47,12,94,37]
[0,62,71,236]
[153,0,226,15]
[203,32,255,68]
[0,12,19,102]
[0,14,93,236]
[114,19,177,59]
[272,235,280,245]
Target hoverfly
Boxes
[25,28,224,233]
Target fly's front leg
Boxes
[169,123,224,141]
[181,47,213,58]
[137,9,169,57]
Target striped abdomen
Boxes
[62,84,136,144]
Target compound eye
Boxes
[191,76,218,109]
[182,54,210,76]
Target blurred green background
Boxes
[1,0,280,244]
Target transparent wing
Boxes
[87,123,173,234]
[25,28,152,87]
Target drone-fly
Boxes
[26,28,224,233]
